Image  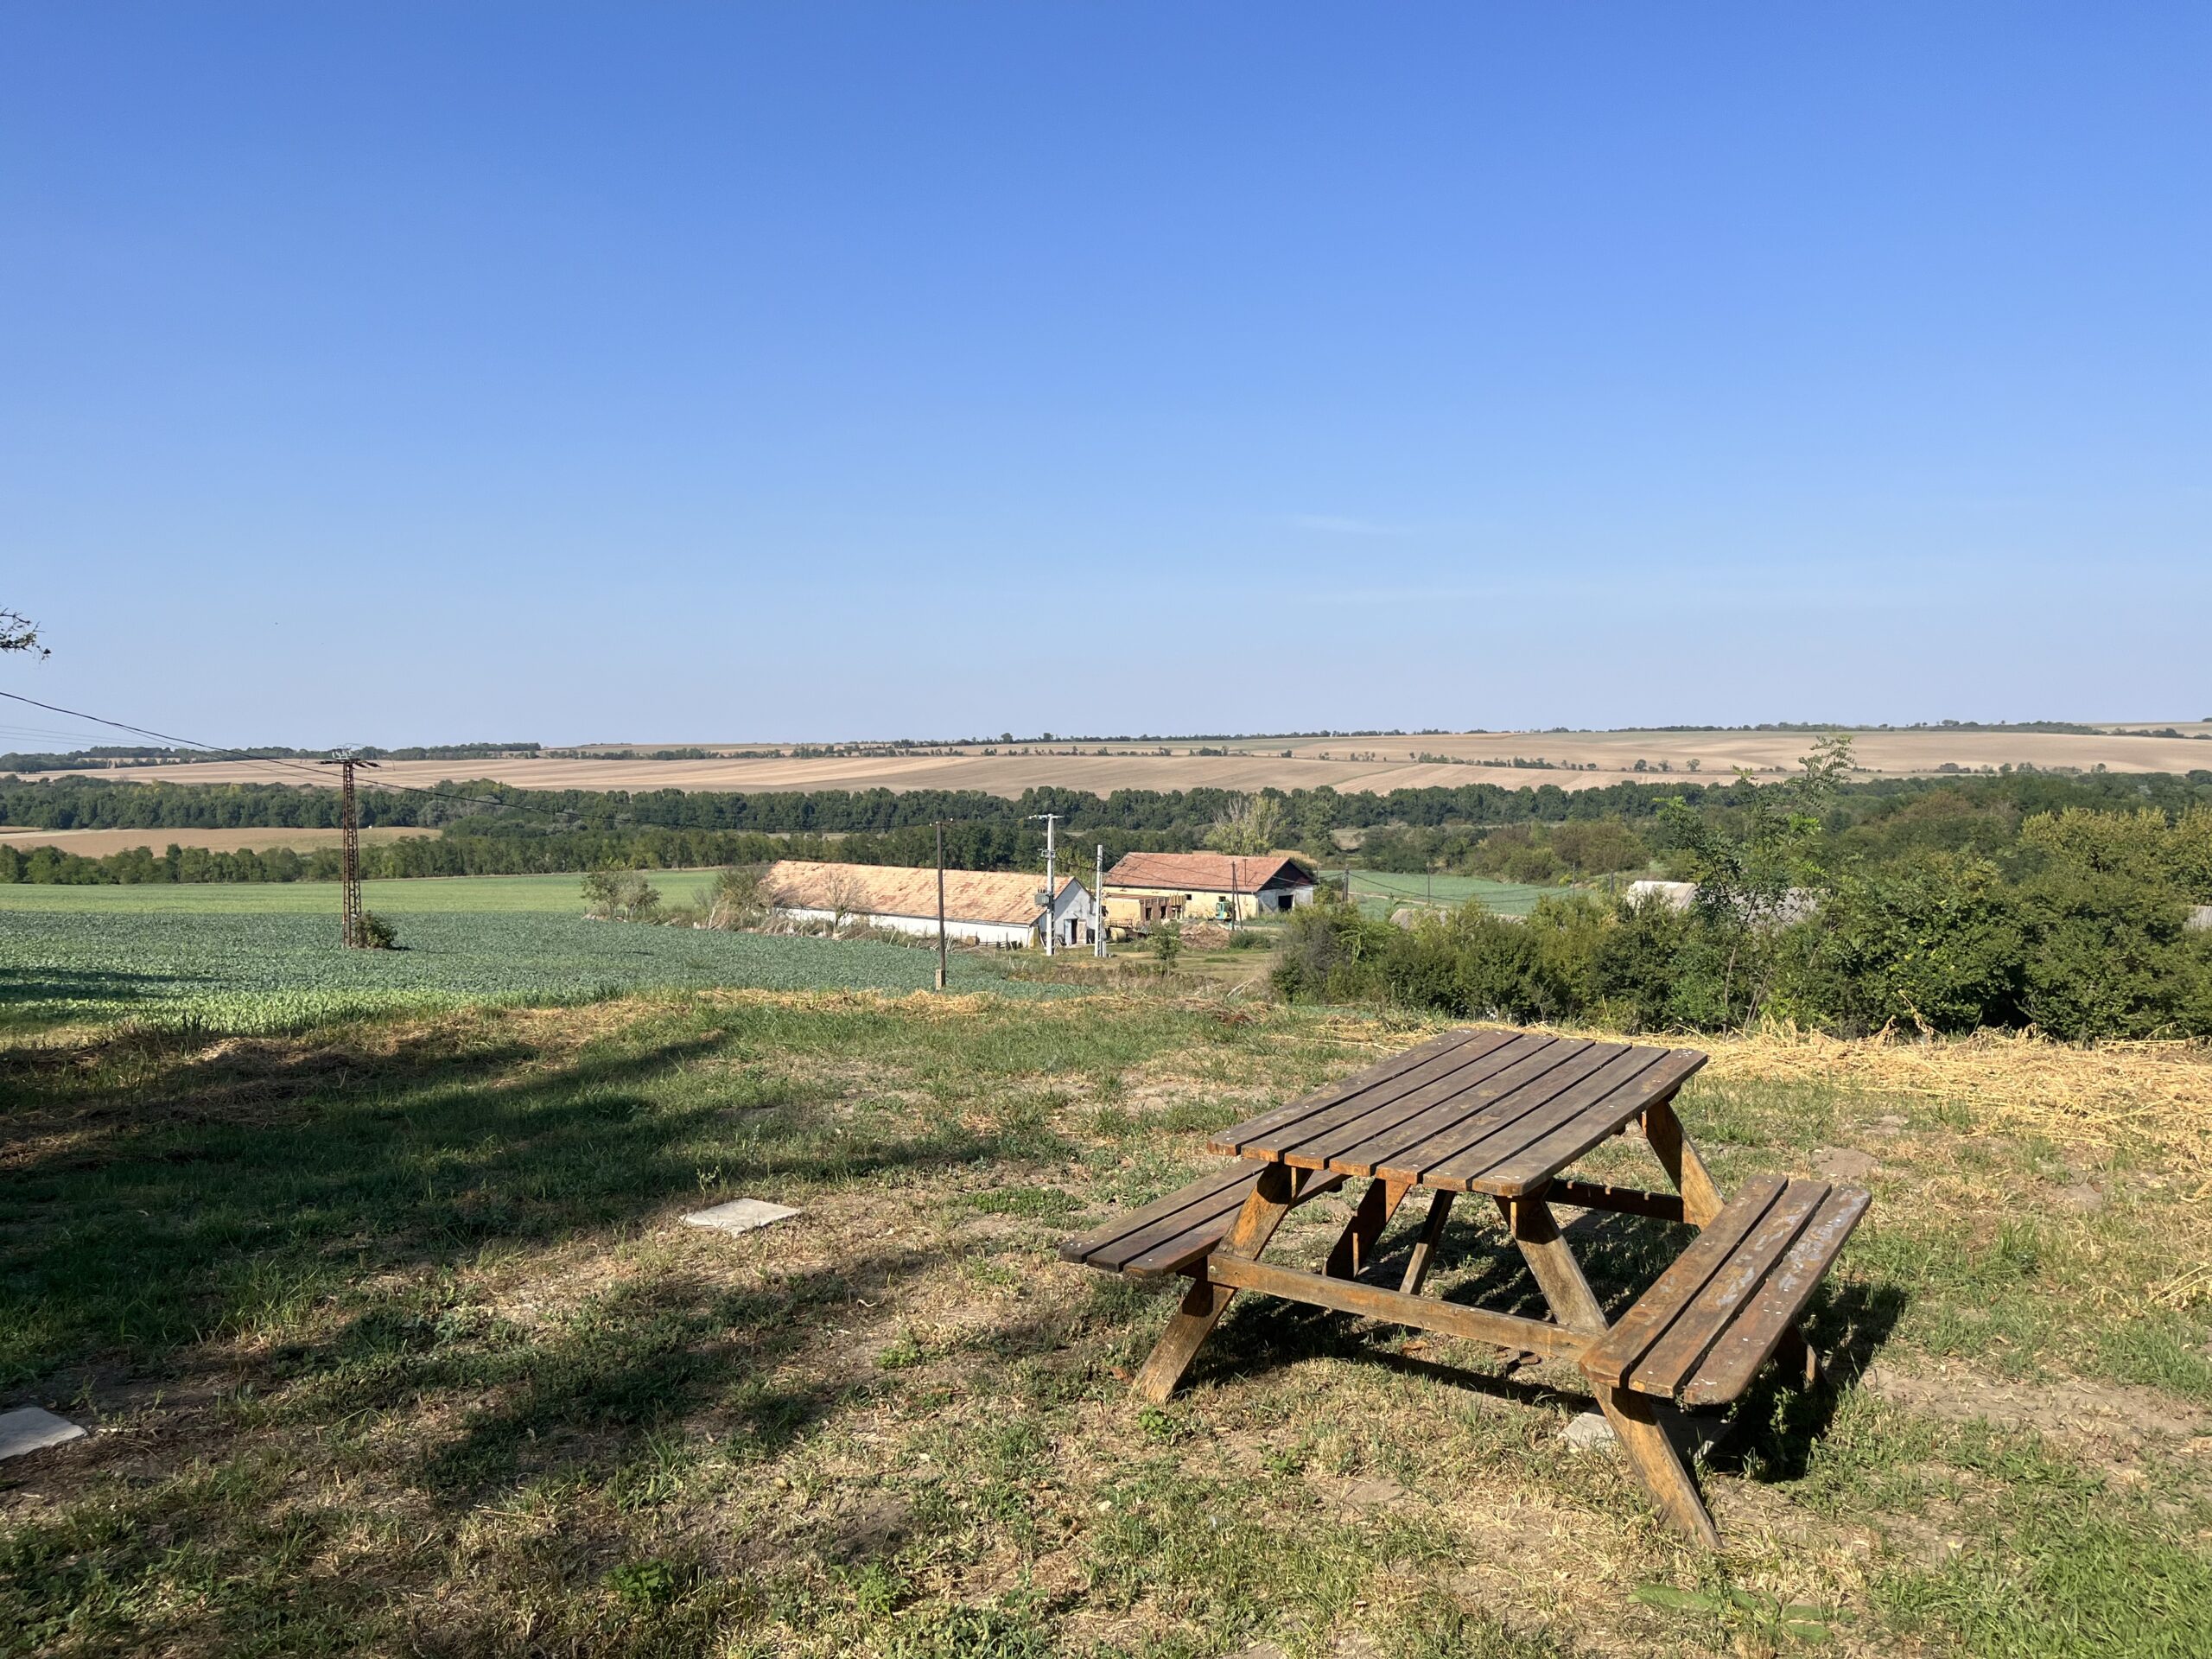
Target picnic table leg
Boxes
[1648,1097,1821,1389]
[1325,1176,1413,1280]
[1133,1162,1299,1404]
[1398,1190,1456,1294]
[1643,1099,1726,1226]
[1500,1194,1722,1549]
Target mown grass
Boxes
[3,992,2209,1656]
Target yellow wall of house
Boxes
[1103,884,1263,922]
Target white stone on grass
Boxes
[0,1406,87,1460]
[683,1198,800,1236]
[1560,1411,1617,1452]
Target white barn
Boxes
[758,860,1096,949]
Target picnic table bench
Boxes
[1059,1027,1869,1546]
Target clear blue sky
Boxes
[4,4,2206,747]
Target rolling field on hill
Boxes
[20,723,2210,800]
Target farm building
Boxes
[1100,852,1317,930]
[757,860,1096,948]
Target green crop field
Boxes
[1325,868,1560,918]
[0,876,1059,1035]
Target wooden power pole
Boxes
[318,752,380,947]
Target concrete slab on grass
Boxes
[0,1407,87,1460]
[683,1198,800,1236]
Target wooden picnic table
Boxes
[1061,1027,1871,1545]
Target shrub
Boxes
[358,911,399,950]
[703,863,771,931]
[1775,854,2024,1034]
[581,867,663,923]
[1149,921,1182,964]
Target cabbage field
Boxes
[0,887,1062,1034]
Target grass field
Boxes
[1327,869,1560,918]
[3,995,2209,1656]
[0,874,1053,1034]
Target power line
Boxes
[0,689,558,818]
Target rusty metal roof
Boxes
[759,860,1080,927]
[1101,852,1313,893]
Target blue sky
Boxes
[3,3,2206,747]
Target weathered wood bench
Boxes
[1058,1163,1345,1280]
[1578,1173,1869,1408]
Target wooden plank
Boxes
[1398,1189,1455,1294]
[1119,1173,1348,1278]
[1134,1161,1299,1402]
[1205,1028,1501,1154]
[1599,1382,1721,1548]
[1627,1179,1831,1397]
[1249,1033,1556,1166]
[1463,1051,1709,1196]
[1406,1047,1664,1192]
[1577,1175,1789,1388]
[1274,1033,1580,1171]
[1204,1253,1591,1361]
[1681,1185,1869,1406]
[1058,1161,1259,1264]
[1644,1095,1726,1226]
[1499,1195,1611,1334]
[1495,1191,1724,1548]
[1544,1178,1688,1223]
[1325,1176,1412,1278]
[1325,1039,1627,1178]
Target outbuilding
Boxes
[758,860,1096,948]
[1100,852,1317,931]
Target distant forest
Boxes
[2,765,2209,887]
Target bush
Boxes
[358,911,398,950]
[1149,921,1182,964]
[703,863,771,931]
[581,867,662,923]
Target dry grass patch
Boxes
[4,994,2211,1656]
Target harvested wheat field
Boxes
[6,988,2209,1656]
[0,824,437,858]
[22,722,2212,799]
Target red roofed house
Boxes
[1100,851,1317,931]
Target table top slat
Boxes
[1205,1028,1492,1152]
[1338,1041,1633,1179]
[1208,1029,1524,1160]
[1271,1033,1574,1170]
[1629,1178,1830,1395]
[1363,1043,1649,1184]
[1470,1051,1709,1196]
[1578,1174,1789,1387]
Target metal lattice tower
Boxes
[318,752,380,947]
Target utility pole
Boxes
[318,751,380,948]
[935,821,948,991]
[1028,811,1060,955]
[1094,842,1107,957]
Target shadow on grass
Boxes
[1,1012,1030,1404]
[0,962,182,1003]
[1167,1193,1906,1489]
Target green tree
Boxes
[1205,791,1286,856]
[1660,734,1853,1025]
